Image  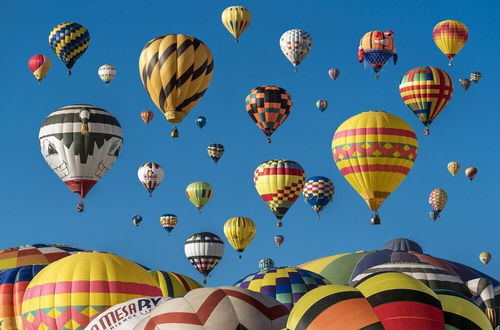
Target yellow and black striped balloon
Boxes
[138,34,214,130]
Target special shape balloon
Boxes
[48,22,90,75]
[358,30,397,78]
[39,105,122,212]
[429,188,447,220]
[433,20,468,65]
[140,110,154,125]
[246,86,292,143]
[302,176,335,219]
[280,29,312,71]
[137,162,164,196]
[447,161,460,176]
[184,232,224,284]
[332,111,418,224]
[221,6,251,42]
[207,143,225,164]
[139,34,213,137]
[28,55,51,83]
[223,217,256,258]
[98,64,116,86]
[160,214,178,234]
[399,66,453,135]
[186,182,213,213]
[254,159,305,227]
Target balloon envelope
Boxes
[221,6,251,42]
[48,22,90,74]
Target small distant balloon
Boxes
[429,188,447,221]
[328,68,340,80]
[465,166,477,181]
[132,215,142,227]
[433,20,468,66]
[447,162,460,176]
[186,182,213,213]
[316,100,328,112]
[28,55,51,84]
[160,214,178,235]
[221,6,251,42]
[196,116,206,128]
[479,252,491,265]
[137,162,164,196]
[279,29,312,71]
[141,110,154,125]
[98,64,116,86]
[259,258,274,270]
[207,144,224,164]
[459,78,471,91]
[470,72,481,83]
[274,235,284,247]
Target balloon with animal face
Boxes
[358,30,397,78]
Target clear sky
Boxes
[1,0,498,286]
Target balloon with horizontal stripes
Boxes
[138,34,214,137]
[28,55,51,84]
[223,217,256,258]
[21,252,162,330]
[437,290,494,330]
[221,6,251,42]
[148,270,202,297]
[399,66,453,135]
[207,143,225,164]
[184,232,224,284]
[159,214,178,234]
[185,182,213,213]
[433,20,468,65]
[331,111,418,223]
[97,64,116,86]
[39,105,123,211]
[302,176,335,219]
[48,22,90,75]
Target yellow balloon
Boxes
[186,182,213,213]
[433,20,468,65]
[447,161,460,176]
[223,217,256,258]
[221,6,251,42]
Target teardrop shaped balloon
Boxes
[399,66,453,135]
[138,34,213,137]
[223,217,256,258]
[274,235,284,247]
[302,176,335,219]
[429,188,447,221]
[141,110,154,125]
[186,182,213,213]
[447,161,460,176]
[132,215,143,227]
[459,78,471,91]
[279,29,312,71]
[433,20,468,65]
[98,64,116,86]
[184,232,224,284]
[221,6,251,42]
[39,105,123,212]
[358,30,397,78]
[470,72,481,83]
[332,111,418,223]
[207,144,224,164]
[316,100,328,112]
[138,162,164,196]
[479,252,491,265]
[328,68,340,80]
[245,86,292,143]
[254,159,305,227]
[28,54,51,83]
[196,116,206,128]
[465,166,477,181]
[48,22,90,75]
[160,214,178,235]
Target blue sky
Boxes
[1,0,498,286]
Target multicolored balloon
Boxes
[447,161,460,176]
[429,188,448,220]
[223,217,256,258]
[332,111,418,224]
[186,182,213,213]
[328,68,340,80]
[184,232,224,284]
[139,34,213,137]
[148,270,202,297]
[207,143,224,164]
[254,159,305,227]
[459,78,471,91]
[316,100,328,112]
[470,72,482,83]
[98,64,116,86]
[221,6,251,42]
[141,110,154,125]
[28,55,51,84]
[433,20,468,65]
[358,30,397,78]
[196,116,207,128]
[399,66,453,135]
[132,215,143,227]
[48,22,90,75]
[302,176,335,219]
[160,214,178,234]
[138,162,164,196]
[279,29,312,71]
[39,105,122,212]
[479,252,492,265]
[259,258,275,270]
[465,166,478,181]
[274,235,284,247]
[245,86,292,143]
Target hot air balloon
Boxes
[141,110,154,125]
[279,29,312,71]
[138,162,164,196]
[148,270,202,297]
[254,159,305,227]
[429,188,447,220]
[316,100,328,112]
[184,232,224,284]
[480,252,492,265]
[328,68,340,80]
[358,30,397,79]
[470,72,482,83]
[186,182,213,213]
[138,34,213,137]
[28,55,51,84]
[48,22,90,75]
[274,235,284,247]
[160,214,178,234]
[39,105,123,212]
[259,258,275,270]
[98,64,116,86]
[223,217,256,258]
[245,86,292,143]
[302,176,335,219]
[465,166,478,181]
[207,143,224,164]
[399,66,453,135]
[21,252,162,330]
[433,20,468,65]
[196,116,207,128]
[332,111,418,224]
[221,6,251,42]
[459,78,471,91]
[447,161,460,176]
[132,215,143,227]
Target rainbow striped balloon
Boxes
[332,111,418,222]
